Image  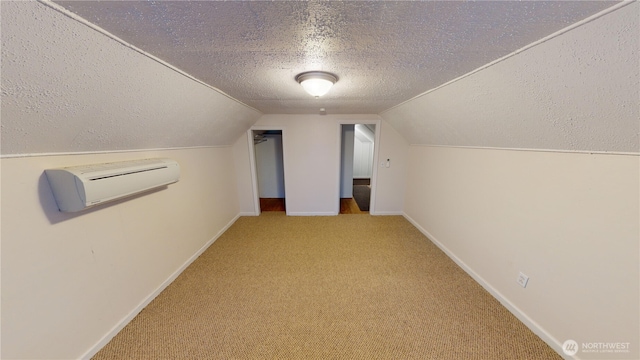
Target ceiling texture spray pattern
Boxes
[54,0,616,114]
[1,0,632,155]
[0,1,261,155]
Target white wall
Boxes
[404,147,639,359]
[353,139,373,178]
[353,124,375,179]
[385,3,640,358]
[255,134,285,198]
[340,125,355,198]
[372,120,408,215]
[1,148,241,359]
[235,114,408,216]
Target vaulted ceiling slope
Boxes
[53,0,615,115]
[1,1,261,156]
[382,1,639,153]
[2,1,634,156]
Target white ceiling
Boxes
[53,0,617,115]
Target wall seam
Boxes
[1,145,234,159]
[409,144,640,157]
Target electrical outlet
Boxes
[517,272,529,288]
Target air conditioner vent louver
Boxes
[88,166,168,181]
[45,158,180,212]
[76,158,168,174]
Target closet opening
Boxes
[252,129,285,212]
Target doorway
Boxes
[339,124,376,214]
[252,129,285,212]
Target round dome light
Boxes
[295,71,338,98]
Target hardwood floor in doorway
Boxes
[260,198,285,212]
[260,198,366,214]
[340,198,367,214]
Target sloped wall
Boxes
[384,2,639,359]
[1,1,261,156]
[381,3,638,153]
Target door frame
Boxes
[335,119,381,214]
[248,125,289,215]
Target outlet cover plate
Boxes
[517,272,529,288]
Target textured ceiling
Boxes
[0,1,262,155]
[54,0,617,115]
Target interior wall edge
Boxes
[378,0,634,116]
[401,212,563,357]
[37,0,262,115]
[408,144,640,157]
[0,145,234,160]
[79,213,242,360]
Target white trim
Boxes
[370,123,382,215]
[80,213,241,360]
[37,0,261,115]
[0,145,234,159]
[370,211,403,216]
[287,211,337,216]
[409,144,640,157]
[380,1,635,115]
[238,212,260,217]
[247,130,261,215]
[402,212,566,359]
[280,129,291,217]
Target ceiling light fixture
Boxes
[295,71,338,98]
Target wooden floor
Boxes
[260,198,286,211]
[259,198,367,214]
[340,197,367,214]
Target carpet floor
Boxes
[93,214,560,359]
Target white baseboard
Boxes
[402,212,566,359]
[80,213,241,360]
[370,211,403,216]
[239,211,259,216]
[286,211,338,216]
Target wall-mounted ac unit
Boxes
[45,158,180,212]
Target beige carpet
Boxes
[93,213,560,359]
